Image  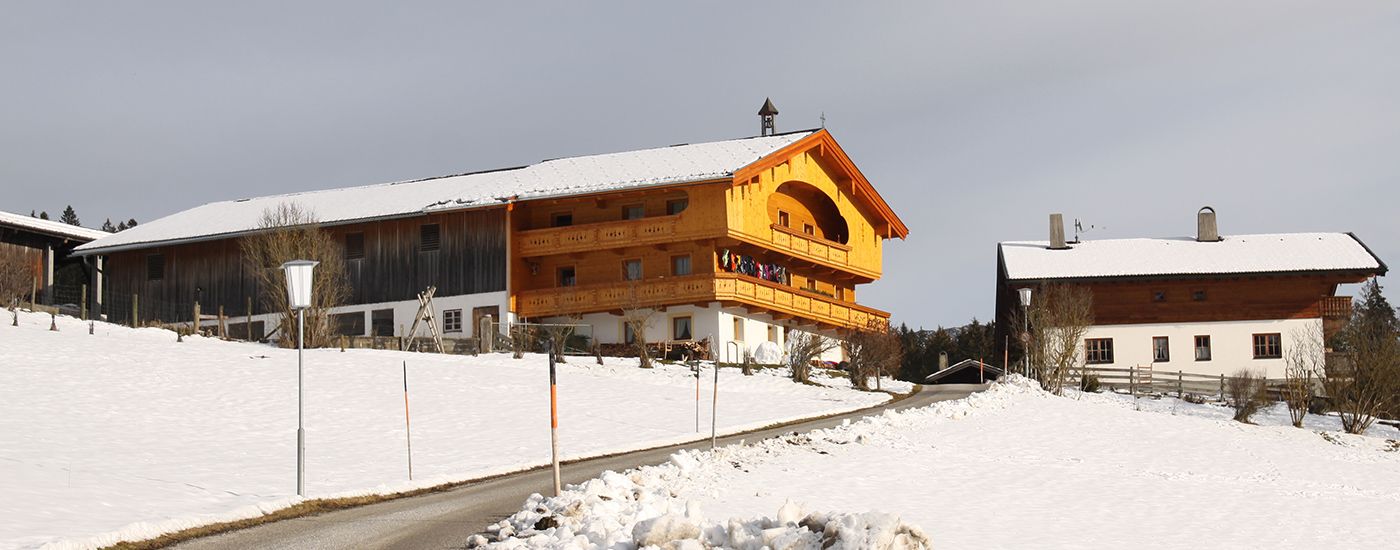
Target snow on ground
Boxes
[487,376,1400,550]
[0,311,903,550]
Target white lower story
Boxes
[199,290,513,341]
[540,302,847,364]
[1080,317,1323,379]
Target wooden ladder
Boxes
[403,286,444,353]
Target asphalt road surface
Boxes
[173,383,987,550]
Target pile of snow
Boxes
[0,310,900,550]
[484,374,1399,549]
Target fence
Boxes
[482,319,596,357]
[1068,365,1289,401]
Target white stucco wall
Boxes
[203,290,512,340]
[1080,318,1323,379]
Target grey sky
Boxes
[3,1,1397,329]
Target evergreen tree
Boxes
[126,218,138,228]
[60,205,80,226]
[38,211,49,220]
[116,221,127,231]
[29,210,35,217]
[101,218,116,232]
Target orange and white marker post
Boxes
[548,340,562,496]
[403,361,414,481]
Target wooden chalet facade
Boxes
[76,122,907,356]
[0,210,107,307]
[994,209,1388,378]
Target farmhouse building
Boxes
[994,208,1387,378]
[73,120,908,358]
[1,210,107,307]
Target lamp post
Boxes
[282,260,318,497]
[1018,287,1032,378]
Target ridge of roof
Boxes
[0,210,108,241]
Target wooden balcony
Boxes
[516,216,714,258]
[1320,296,1352,318]
[515,272,889,330]
[728,225,878,281]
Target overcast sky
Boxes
[3,1,1397,328]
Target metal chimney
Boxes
[1049,213,1069,250]
[1197,206,1220,242]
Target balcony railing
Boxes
[1320,296,1352,318]
[515,272,888,330]
[725,225,876,280]
[516,216,712,257]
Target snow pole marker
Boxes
[403,361,413,481]
[548,338,561,496]
[711,359,719,449]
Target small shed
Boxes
[924,359,1003,385]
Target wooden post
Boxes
[479,314,493,353]
[80,284,88,320]
[132,294,139,328]
[1177,370,1183,398]
[1219,373,1226,401]
[218,306,227,339]
[245,297,253,341]
[193,302,201,337]
[30,277,37,311]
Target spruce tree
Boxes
[29,210,35,217]
[126,218,138,228]
[39,211,49,220]
[60,205,80,226]
[101,219,116,232]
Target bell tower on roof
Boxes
[758,98,778,136]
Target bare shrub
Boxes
[1283,325,1324,428]
[1227,369,1268,423]
[1020,284,1094,394]
[620,281,658,368]
[238,203,349,348]
[0,246,36,308]
[787,330,838,384]
[843,319,903,391]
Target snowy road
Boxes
[169,385,984,549]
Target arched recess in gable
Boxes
[766,181,849,244]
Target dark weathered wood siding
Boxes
[102,208,507,324]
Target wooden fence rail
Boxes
[1068,366,1288,401]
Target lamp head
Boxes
[281,260,319,310]
[1017,287,1033,307]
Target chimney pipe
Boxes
[1197,206,1220,242]
[1049,213,1069,249]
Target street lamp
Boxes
[1018,287,1032,378]
[282,259,318,497]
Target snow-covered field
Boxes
[488,377,1400,549]
[0,311,904,550]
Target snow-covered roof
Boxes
[999,232,1386,281]
[75,131,815,255]
[0,210,108,241]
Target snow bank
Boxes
[0,311,896,549]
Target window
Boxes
[622,259,642,281]
[331,312,365,336]
[1192,289,1207,301]
[778,210,790,228]
[557,266,577,287]
[622,204,645,220]
[672,316,693,340]
[443,309,462,333]
[1085,338,1115,364]
[419,224,441,252]
[733,317,744,341]
[1152,336,1170,362]
[147,254,164,281]
[1152,290,1166,302]
[803,224,815,236]
[551,212,573,227]
[1253,333,1282,359]
[623,321,637,345]
[1194,335,1212,361]
[345,233,365,260]
[671,255,691,276]
[666,198,689,215]
[370,309,395,337]
[768,325,778,343]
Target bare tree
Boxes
[787,330,838,384]
[1282,325,1324,428]
[843,319,903,391]
[1227,369,1268,423]
[1022,284,1095,394]
[1322,279,1400,434]
[620,280,658,368]
[238,203,350,348]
